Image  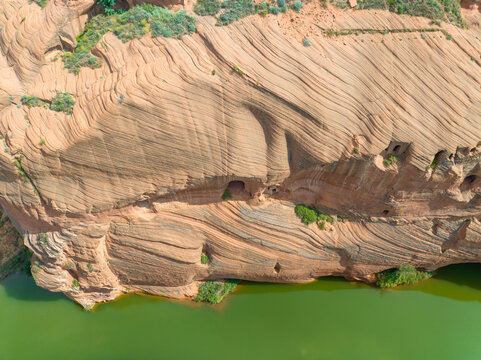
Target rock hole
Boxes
[460,174,478,191]
[470,147,477,153]
[382,210,389,216]
[393,145,401,153]
[274,262,281,273]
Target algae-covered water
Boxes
[1,264,481,360]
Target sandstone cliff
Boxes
[0,0,480,307]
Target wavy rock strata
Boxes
[0,0,480,307]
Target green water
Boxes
[1,264,481,360]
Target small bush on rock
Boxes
[195,279,240,303]
[376,264,432,288]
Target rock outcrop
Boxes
[0,0,480,307]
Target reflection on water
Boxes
[1,263,481,360]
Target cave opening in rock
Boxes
[460,174,478,191]
[393,145,401,153]
[383,210,389,216]
[274,262,281,273]
[227,180,245,193]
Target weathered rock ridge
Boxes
[0,0,480,307]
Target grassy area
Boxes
[355,0,465,27]
[376,264,433,288]
[195,279,240,303]
[62,4,196,74]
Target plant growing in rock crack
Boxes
[295,204,319,224]
[384,153,398,167]
[201,253,210,264]
[216,0,256,26]
[302,38,311,47]
[72,279,80,289]
[222,188,232,200]
[87,263,94,272]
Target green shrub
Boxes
[269,6,281,14]
[39,139,46,146]
[302,37,311,46]
[87,263,94,272]
[376,264,432,288]
[277,0,285,6]
[72,279,80,289]
[21,95,48,108]
[201,253,210,264]
[318,213,334,223]
[195,279,240,303]
[446,33,452,40]
[222,188,232,200]
[50,92,75,114]
[291,1,303,12]
[354,147,360,154]
[195,0,222,15]
[212,69,216,75]
[217,0,256,26]
[295,204,318,224]
[319,221,326,230]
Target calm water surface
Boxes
[1,264,481,360]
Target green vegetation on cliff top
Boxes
[62,4,196,73]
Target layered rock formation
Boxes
[0,0,480,307]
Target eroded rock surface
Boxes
[0,0,480,307]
